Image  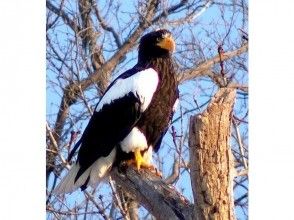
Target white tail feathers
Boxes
[53,163,83,194]
[53,148,117,195]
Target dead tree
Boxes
[189,88,236,220]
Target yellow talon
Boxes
[134,148,150,170]
[127,148,161,177]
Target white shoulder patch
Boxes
[96,68,159,112]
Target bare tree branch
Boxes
[232,118,248,169]
[93,4,122,48]
[164,159,180,184]
[46,0,81,33]
[111,167,194,220]
[177,43,248,84]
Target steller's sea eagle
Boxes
[54,29,179,194]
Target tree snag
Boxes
[189,88,236,220]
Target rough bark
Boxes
[111,167,194,220]
[189,88,236,220]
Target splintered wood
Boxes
[189,88,236,220]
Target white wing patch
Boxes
[96,68,159,112]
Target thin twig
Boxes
[84,191,111,220]
[236,169,248,177]
[46,122,71,170]
[164,158,180,184]
[232,118,248,169]
[109,177,130,220]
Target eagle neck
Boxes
[138,57,176,82]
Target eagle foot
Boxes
[126,149,151,170]
[126,148,162,178]
[151,167,162,178]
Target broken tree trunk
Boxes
[189,88,236,220]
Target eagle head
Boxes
[138,29,175,61]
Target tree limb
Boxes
[177,43,248,83]
[93,4,122,48]
[111,167,194,220]
[46,0,81,33]
[164,159,180,184]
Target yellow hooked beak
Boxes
[156,33,175,53]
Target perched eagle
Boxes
[54,29,179,194]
